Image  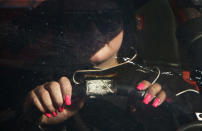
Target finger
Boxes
[152,90,166,108]
[25,90,46,113]
[59,77,72,106]
[143,83,162,104]
[35,86,56,113]
[40,98,85,125]
[67,97,86,111]
[45,82,63,109]
[136,80,151,90]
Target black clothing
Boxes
[4,63,202,131]
[0,0,202,131]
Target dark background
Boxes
[136,0,180,67]
[0,0,181,68]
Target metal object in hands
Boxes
[86,79,114,97]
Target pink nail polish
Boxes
[45,113,52,118]
[152,98,161,108]
[52,111,57,117]
[58,107,64,112]
[65,95,71,106]
[143,93,152,104]
[137,83,145,90]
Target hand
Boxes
[136,80,166,108]
[24,76,85,125]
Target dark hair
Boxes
[2,0,137,73]
[53,0,137,61]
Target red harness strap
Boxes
[182,71,200,91]
[136,14,144,31]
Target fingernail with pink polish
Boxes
[137,83,145,90]
[52,111,57,117]
[143,93,152,104]
[58,107,64,112]
[65,95,71,106]
[45,113,52,118]
[152,98,161,108]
